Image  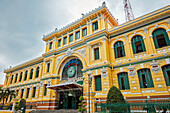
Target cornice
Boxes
[4,56,44,73]
[42,2,117,41]
[109,5,170,37]
[42,29,109,58]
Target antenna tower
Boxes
[123,0,135,22]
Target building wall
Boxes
[2,4,170,112]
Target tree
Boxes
[0,88,16,105]
[19,99,26,109]
[78,96,86,113]
[0,88,9,105]
[106,86,127,112]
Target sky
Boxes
[0,0,170,84]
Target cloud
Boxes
[0,0,169,84]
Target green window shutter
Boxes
[49,42,53,50]
[118,72,130,90]
[10,75,13,84]
[162,29,170,46]
[162,65,170,86]
[36,67,39,78]
[94,48,100,60]
[32,87,36,98]
[24,71,27,81]
[122,43,125,56]
[95,76,102,91]
[153,31,159,49]
[15,74,18,83]
[44,84,47,96]
[26,88,30,98]
[92,21,98,31]
[58,39,61,47]
[19,72,22,82]
[131,35,146,54]
[76,31,80,39]
[140,36,146,52]
[63,37,67,45]
[152,28,170,49]
[69,34,73,42]
[138,70,144,88]
[30,69,33,79]
[114,41,125,58]
[131,40,136,54]
[82,28,87,36]
[114,44,118,58]
[138,69,154,88]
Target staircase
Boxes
[29,109,79,113]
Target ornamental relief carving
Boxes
[101,67,108,78]
[48,79,51,86]
[150,60,160,73]
[65,48,74,56]
[128,64,136,77]
[56,55,65,67]
[76,47,86,59]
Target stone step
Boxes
[29,109,79,113]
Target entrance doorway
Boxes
[59,90,82,109]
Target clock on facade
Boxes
[67,66,76,77]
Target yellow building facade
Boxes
[2,3,170,112]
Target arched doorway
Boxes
[48,57,84,109]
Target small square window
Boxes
[63,37,67,45]
[58,39,61,47]
[92,21,98,31]
[69,34,73,42]
[82,28,87,37]
[76,31,80,39]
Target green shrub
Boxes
[78,96,86,113]
[106,86,127,112]
[15,105,20,111]
[19,99,26,109]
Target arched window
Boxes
[35,67,40,78]
[131,35,146,54]
[138,69,154,88]
[30,69,33,79]
[19,72,22,82]
[24,71,28,81]
[118,72,130,90]
[14,74,18,83]
[114,41,125,58]
[152,28,170,49]
[162,64,170,86]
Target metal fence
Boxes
[0,105,12,110]
[95,100,170,113]
[0,104,36,113]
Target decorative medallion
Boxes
[36,84,39,89]
[150,60,160,73]
[48,79,51,86]
[65,48,74,56]
[128,64,136,77]
[101,67,108,78]
[40,81,43,87]
[76,47,86,59]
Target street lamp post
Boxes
[83,70,92,113]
